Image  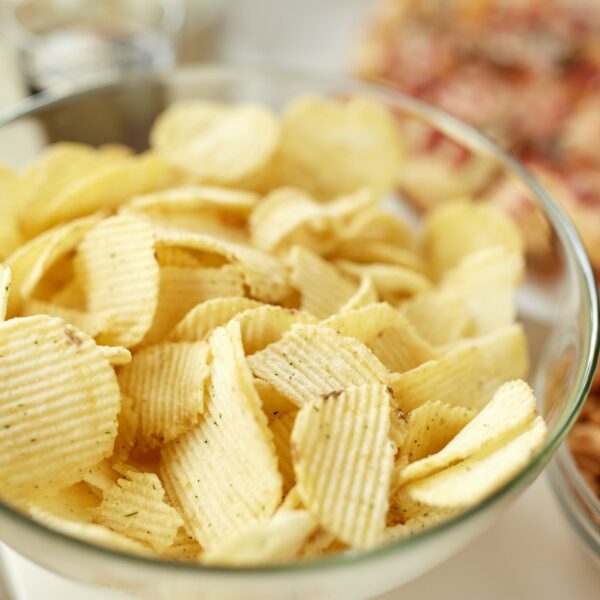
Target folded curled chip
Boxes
[391,324,528,412]
[278,96,403,198]
[424,199,524,280]
[145,265,245,344]
[161,321,281,549]
[0,267,10,321]
[5,213,100,316]
[288,246,357,319]
[331,239,425,272]
[269,411,298,496]
[292,384,395,548]
[123,185,259,216]
[248,324,390,407]
[151,100,280,185]
[341,206,415,249]
[154,246,207,268]
[24,154,175,236]
[22,298,115,339]
[94,469,183,552]
[78,215,160,348]
[335,260,431,302]
[0,164,26,260]
[203,509,317,566]
[401,401,475,464]
[404,416,547,507]
[254,379,298,420]
[397,380,538,486]
[118,341,209,447]
[155,228,290,302]
[233,304,317,354]
[339,276,378,313]
[0,316,120,499]
[98,345,132,366]
[168,297,261,342]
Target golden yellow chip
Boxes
[202,509,317,566]
[155,228,290,303]
[404,416,547,507]
[163,528,202,561]
[335,260,431,301]
[123,185,258,216]
[25,154,174,236]
[83,460,120,495]
[234,304,318,354]
[151,100,280,185]
[339,276,379,312]
[292,384,395,548]
[278,96,403,198]
[254,378,298,420]
[288,246,357,318]
[118,341,210,447]
[144,265,245,344]
[401,401,475,465]
[111,394,138,463]
[299,528,346,559]
[0,316,120,498]
[0,267,11,321]
[269,411,298,496]
[5,213,100,316]
[398,380,538,485]
[0,164,25,260]
[391,324,528,412]
[341,206,415,249]
[248,324,389,407]
[424,199,524,280]
[50,278,86,310]
[154,246,207,268]
[161,322,281,549]
[97,345,132,366]
[78,215,160,348]
[401,290,473,346]
[440,246,524,335]
[28,482,100,523]
[331,239,425,272]
[94,468,183,552]
[168,297,261,342]
[21,298,114,338]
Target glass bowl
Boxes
[548,443,600,569]
[0,65,597,600]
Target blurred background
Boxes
[0,1,598,599]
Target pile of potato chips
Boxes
[0,94,547,565]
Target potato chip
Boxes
[0,316,120,498]
[154,246,207,268]
[335,260,431,301]
[50,278,86,310]
[292,384,395,548]
[144,265,245,344]
[78,215,159,348]
[161,322,281,549]
[5,214,100,316]
[401,290,473,346]
[29,506,152,556]
[331,240,425,272]
[83,460,120,495]
[168,297,261,342]
[0,267,11,321]
[94,468,183,552]
[339,276,378,312]
[248,324,389,407]
[404,416,547,507]
[288,246,357,318]
[401,401,475,464]
[0,164,25,260]
[163,528,202,561]
[21,298,114,338]
[24,154,175,236]
[151,100,280,185]
[440,246,524,335]
[29,482,100,522]
[118,341,210,447]
[389,404,409,451]
[254,379,298,419]
[270,411,298,496]
[234,304,318,354]
[398,380,538,485]
[278,96,403,198]
[299,528,346,559]
[341,206,415,249]
[391,324,528,412]
[203,509,317,566]
[97,345,132,366]
[280,486,303,510]
[123,185,258,216]
[424,200,524,280]
[155,229,290,303]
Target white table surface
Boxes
[0,1,599,598]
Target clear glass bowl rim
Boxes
[0,63,597,576]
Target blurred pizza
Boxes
[357,0,600,270]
